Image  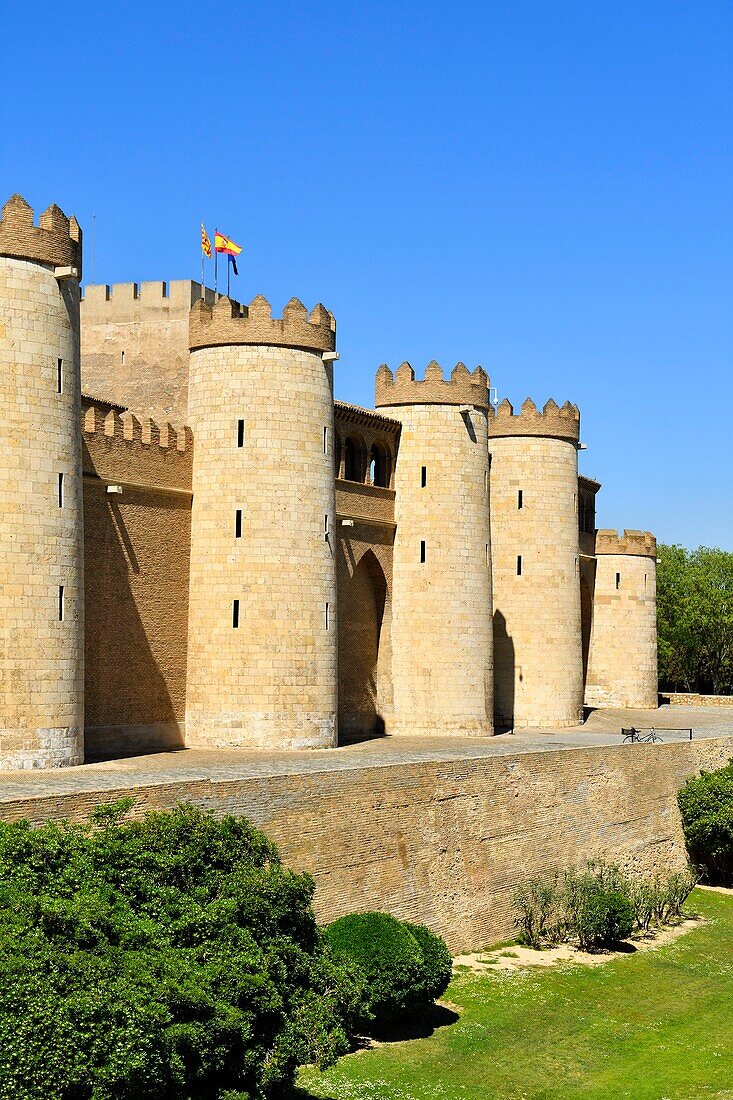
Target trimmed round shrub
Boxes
[678,762,733,883]
[324,912,451,1026]
[403,921,453,1004]
[0,801,358,1100]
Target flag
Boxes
[228,253,239,277]
[215,231,243,259]
[201,224,212,259]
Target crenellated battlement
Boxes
[488,397,580,442]
[82,403,192,454]
[374,361,490,409]
[82,280,214,320]
[0,194,82,274]
[189,294,336,353]
[595,529,657,558]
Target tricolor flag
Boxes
[215,231,242,276]
[201,224,212,259]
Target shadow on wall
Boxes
[493,609,515,731]
[338,548,390,744]
[83,476,189,761]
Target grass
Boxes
[298,888,733,1100]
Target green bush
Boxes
[570,884,635,951]
[678,761,733,883]
[0,801,359,1100]
[324,912,451,1026]
[512,876,563,947]
[403,921,453,1004]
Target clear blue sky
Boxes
[2,1,731,548]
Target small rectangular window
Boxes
[325,602,329,630]
[517,490,523,509]
[486,544,490,567]
[421,466,427,488]
[644,572,648,589]
[58,585,64,622]
[58,473,64,508]
[517,555,522,576]
[237,419,245,447]
[420,540,426,563]
[235,509,242,538]
[121,350,125,366]
[323,426,328,454]
[324,514,329,540]
[616,572,621,590]
[484,470,488,493]
[57,358,63,394]
[232,599,240,628]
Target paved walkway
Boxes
[1,705,732,803]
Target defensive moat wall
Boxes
[0,736,730,953]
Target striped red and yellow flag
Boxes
[214,231,242,257]
[201,224,212,259]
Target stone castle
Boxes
[0,195,658,769]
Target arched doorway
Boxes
[338,550,390,741]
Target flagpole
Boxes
[201,224,204,299]
[227,255,231,298]
[214,228,218,297]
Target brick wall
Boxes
[1,738,726,952]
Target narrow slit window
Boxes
[644,572,648,589]
[57,358,63,394]
[421,466,427,488]
[616,572,621,590]
[324,514,329,539]
[58,473,64,508]
[121,350,125,366]
[235,509,242,538]
[232,599,240,628]
[420,540,426,563]
[58,585,64,622]
[517,489,523,509]
[486,543,490,567]
[323,426,328,453]
[325,602,330,630]
[237,419,245,447]
[517,555,522,576]
[484,470,488,493]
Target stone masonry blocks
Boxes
[0,256,84,767]
[186,342,338,748]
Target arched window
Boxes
[369,442,391,488]
[344,437,362,482]
[334,433,342,477]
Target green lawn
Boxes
[298,888,733,1100]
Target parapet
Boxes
[0,194,82,274]
[595,529,657,558]
[82,280,214,321]
[189,294,336,353]
[81,400,193,491]
[488,397,580,443]
[374,361,490,409]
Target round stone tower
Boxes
[375,361,493,736]
[489,397,583,729]
[0,194,85,768]
[585,530,658,709]
[186,294,338,749]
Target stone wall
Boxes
[662,693,733,708]
[0,738,729,952]
[81,281,211,422]
[82,398,192,758]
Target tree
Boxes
[0,802,359,1100]
[657,544,733,695]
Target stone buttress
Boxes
[585,530,658,709]
[185,294,338,748]
[0,195,85,767]
[375,361,494,735]
[489,398,584,728]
